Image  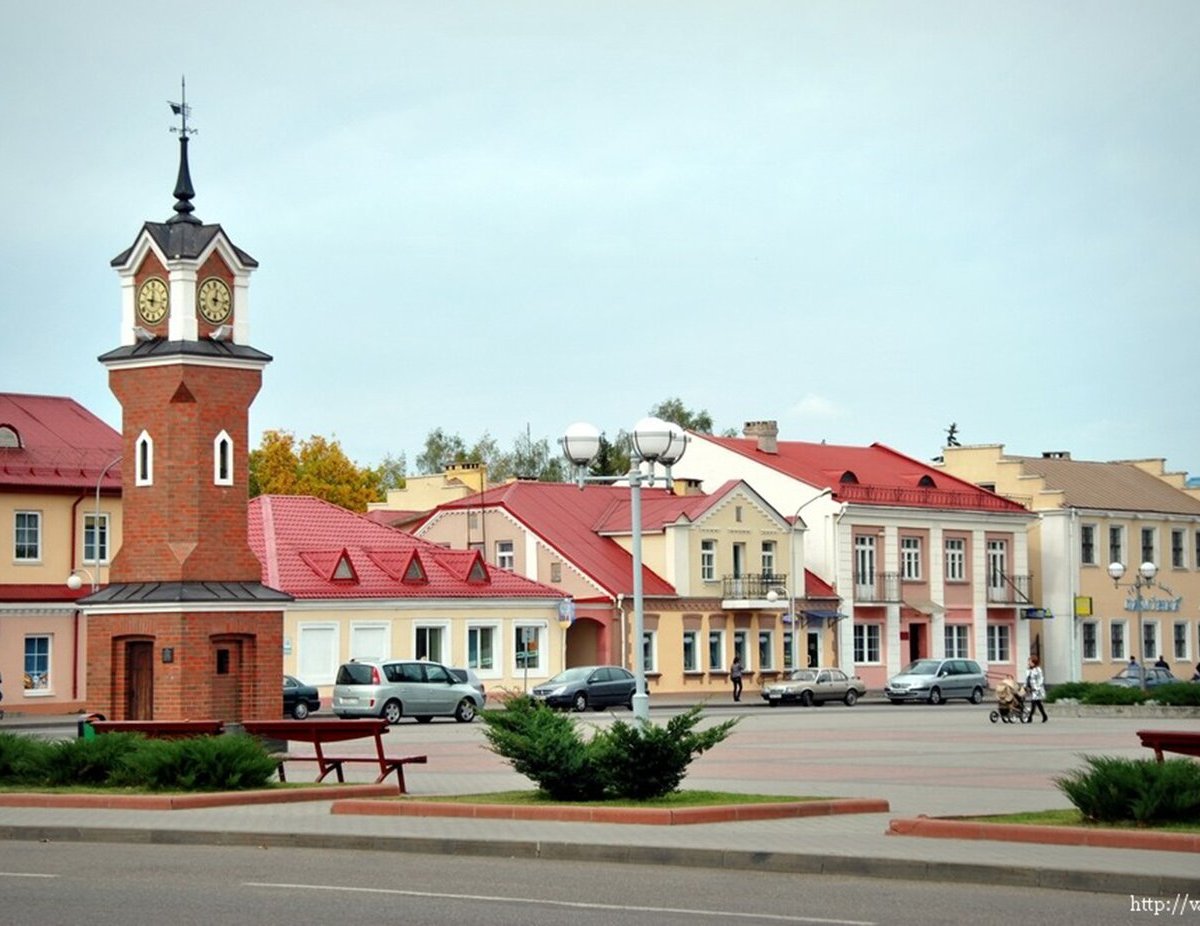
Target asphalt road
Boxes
[0,841,1137,926]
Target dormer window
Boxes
[135,431,154,486]
[918,475,936,488]
[840,471,859,484]
[213,430,233,486]
[0,424,20,448]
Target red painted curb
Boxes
[331,797,890,825]
[887,816,1200,854]
[0,783,399,810]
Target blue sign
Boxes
[1021,608,1053,620]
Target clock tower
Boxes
[83,88,289,722]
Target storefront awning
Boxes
[904,599,945,615]
[801,609,845,623]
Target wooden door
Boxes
[126,641,154,720]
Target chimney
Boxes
[672,477,704,497]
[1041,451,1071,460]
[743,420,779,454]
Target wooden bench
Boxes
[90,720,225,739]
[241,718,427,792]
[1136,729,1200,762]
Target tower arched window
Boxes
[135,431,154,486]
[214,430,234,486]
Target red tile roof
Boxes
[700,435,1027,512]
[248,495,564,601]
[0,393,122,491]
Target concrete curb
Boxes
[0,782,397,810]
[330,797,889,825]
[888,815,1200,854]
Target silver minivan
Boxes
[884,658,988,705]
[332,659,484,724]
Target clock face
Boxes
[197,277,232,323]
[137,278,169,324]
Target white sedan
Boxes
[761,668,867,707]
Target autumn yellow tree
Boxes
[249,430,385,513]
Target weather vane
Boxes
[168,76,196,137]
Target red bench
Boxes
[90,720,225,739]
[241,718,427,792]
[1136,729,1200,762]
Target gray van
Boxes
[332,659,484,724]
[884,658,987,705]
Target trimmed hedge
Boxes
[1046,681,1200,706]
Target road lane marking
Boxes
[0,872,58,878]
[245,881,875,925]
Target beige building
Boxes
[940,446,1200,684]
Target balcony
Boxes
[852,572,901,603]
[721,574,789,608]
[987,574,1032,605]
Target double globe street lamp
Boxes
[560,417,689,722]
[1106,560,1160,693]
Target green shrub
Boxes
[42,733,145,786]
[1080,685,1146,705]
[0,732,54,785]
[1045,682,1094,703]
[1055,755,1200,825]
[113,734,276,791]
[1148,683,1200,706]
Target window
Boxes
[135,430,153,486]
[1141,527,1156,566]
[550,562,562,583]
[761,541,776,577]
[853,624,880,663]
[901,536,922,581]
[414,624,447,663]
[213,430,233,486]
[1109,525,1124,566]
[1081,620,1099,661]
[215,648,231,674]
[468,625,497,671]
[986,624,1011,662]
[349,622,389,661]
[1143,620,1159,661]
[1171,529,1186,569]
[514,624,544,671]
[708,630,725,670]
[14,511,41,561]
[854,535,876,596]
[298,623,339,685]
[640,630,656,673]
[733,630,749,671]
[1080,524,1096,565]
[495,540,514,571]
[758,631,775,671]
[24,636,50,691]
[1110,621,1127,661]
[1173,621,1190,661]
[945,625,969,659]
[945,538,965,582]
[682,630,699,672]
[986,540,1008,600]
[84,513,110,564]
[700,540,716,582]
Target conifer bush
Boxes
[1055,755,1200,825]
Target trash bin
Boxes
[77,712,104,739]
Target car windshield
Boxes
[900,660,942,675]
[788,670,818,682]
[546,667,592,684]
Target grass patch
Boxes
[961,808,1200,834]
[400,789,819,808]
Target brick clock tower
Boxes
[82,91,290,722]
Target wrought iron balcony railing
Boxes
[721,573,788,601]
[853,571,901,603]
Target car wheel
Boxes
[454,699,477,723]
[928,687,943,705]
[382,700,403,725]
[291,701,309,720]
[970,686,984,705]
[800,690,814,707]
[843,689,858,707]
[415,715,433,724]
[572,692,588,713]
[768,700,780,707]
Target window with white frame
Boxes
[945,537,965,582]
[1110,620,1127,661]
[854,535,876,597]
[1143,620,1160,661]
[853,624,880,663]
[758,630,775,671]
[14,511,41,561]
[901,536,922,581]
[83,513,110,564]
[1081,620,1099,661]
[213,430,234,486]
[733,629,749,671]
[1080,524,1097,565]
[986,540,1008,599]
[682,630,699,672]
[514,624,544,671]
[945,625,969,658]
[24,636,50,691]
[1141,527,1156,566]
[1109,525,1125,566]
[415,624,448,663]
[298,623,339,685]
[349,622,389,661]
[468,625,498,671]
[761,541,776,577]
[986,624,1010,662]
[135,430,153,486]
[641,630,656,673]
[708,630,725,670]
[1173,621,1190,661]
[700,539,716,582]
[1171,529,1186,569]
[495,540,514,571]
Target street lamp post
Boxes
[1107,560,1159,693]
[786,488,833,671]
[560,417,688,723]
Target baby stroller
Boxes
[989,676,1030,724]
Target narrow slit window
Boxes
[135,431,153,486]
[213,430,234,486]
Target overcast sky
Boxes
[3,2,1198,477]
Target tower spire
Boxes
[167,76,200,225]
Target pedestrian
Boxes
[1154,655,1169,669]
[1191,662,1200,682]
[1024,655,1047,723]
[730,656,743,702]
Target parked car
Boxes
[449,667,486,702]
[885,658,987,705]
[1105,664,1177,688]
[531,665,636,712]
[761,667,866,707]
[332,659,484,724]
[282,674,321,720]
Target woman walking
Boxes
[1024,655,1047,723]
